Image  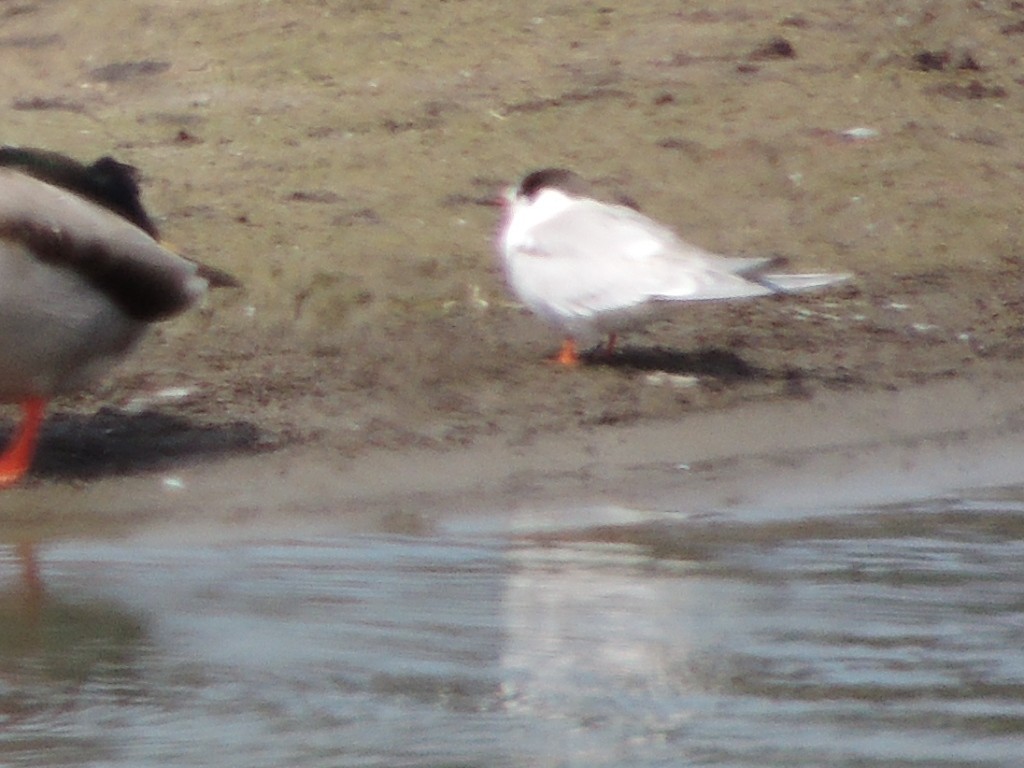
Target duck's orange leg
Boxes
[552,338,580,366]
[0,397,47,488]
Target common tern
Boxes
[498,167,849,365]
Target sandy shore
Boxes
[2,1,1024,539]
[4,372,1024,545]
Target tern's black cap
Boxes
[516,168,592,200]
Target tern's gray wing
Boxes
[508,200,774,323]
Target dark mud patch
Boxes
[0,33,61,48]
[20,410,270,483]
[10,96,86,113]
[584,345,763,381]
[87,60,171,84]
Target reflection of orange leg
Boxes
[552,338,580,366]
[15,541,45,608]
[0,398,47,488]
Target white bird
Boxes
[0,147,237,487]
[498,168,849,365]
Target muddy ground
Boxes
[2,0,1024,506]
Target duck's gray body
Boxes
[0,166,207,400]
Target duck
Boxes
[0,146,238,487]
[498,168,850,365]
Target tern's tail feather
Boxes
[758,272,851,293]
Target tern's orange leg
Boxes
[0,397,47,488]
[551,338,580,366]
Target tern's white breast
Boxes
[502,188,576,254]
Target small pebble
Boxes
[645,372,700,389]
[162,476,186,491]
[840,127,879,141]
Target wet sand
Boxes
[4,374,1024,547]
[3,1,1024,533]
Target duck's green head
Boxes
[0,146,160,238]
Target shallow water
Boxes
[2,490,1024,768]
